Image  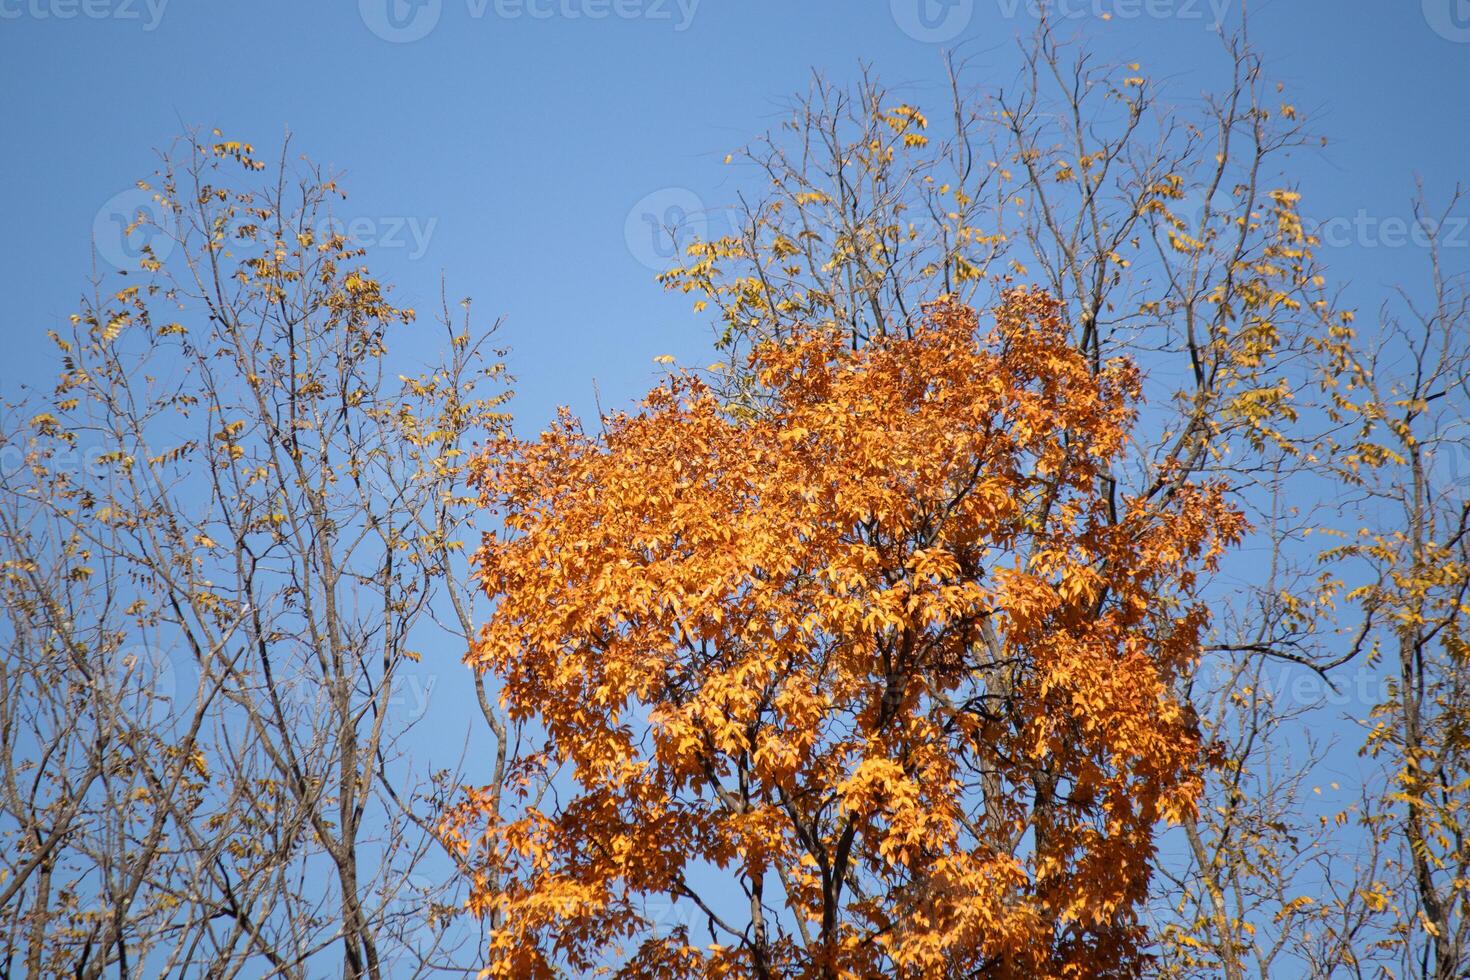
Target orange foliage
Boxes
[449,291,1244,978]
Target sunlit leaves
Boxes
[450,291,1242,977]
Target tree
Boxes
[5,13,1467,980]
[0,131,517,978]
[448,291,1243,977]
[1321,190,1470,980]
[654,15,1382,976]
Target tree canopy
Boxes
[448,292,1243,977]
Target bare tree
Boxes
[0,131,519,978]
[1321,188,1470,980]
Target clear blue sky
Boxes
[2,2,1467,967]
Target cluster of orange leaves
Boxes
[446,291,1243,978]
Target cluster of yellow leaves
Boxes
[449,291,1243,978]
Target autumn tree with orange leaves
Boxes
[446,292,1243,978]
[6,11,1468,980]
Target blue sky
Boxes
[2,2,1468,969]
[3,0,1468,433]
